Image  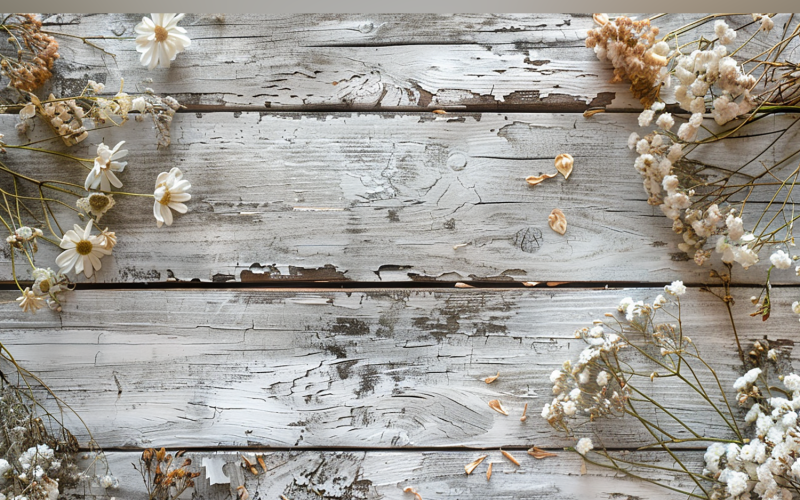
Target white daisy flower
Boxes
[17,287,45,314]
[153,167,191,227]
[55,220,112,278]
[135,14,191,70]
[86,141,128,192]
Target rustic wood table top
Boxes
[1,13,797,500]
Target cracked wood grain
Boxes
[2,112,797,284]
[3,13,750,113]
[65,449,704,500]
[2,287,794,450]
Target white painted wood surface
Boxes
[3,13,800,500]
[4,111,798,284]
[65,450,705,500]
[2,287,792,450]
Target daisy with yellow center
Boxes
[55,220,112,278]
[153,167,191,227]
[134,14,191,70]
[85,141,127,192]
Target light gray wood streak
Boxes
[2,287,793,449]
[4,112,796,284]
[67,449,704,500]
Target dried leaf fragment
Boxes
[554,154,574,180]
[527,446,558,459]
[488,399,509,415]
[432,109,447,114]
[484,372,499,384]
[465,455,488,475]
[501,450,521,466]
[237,485,250,500]
[486,462,493,481]
[455,282,474,288]
[257,455,267,472]
[525,172,558,186]
[583,108,605,118]
[520,403,528,422]
[404,487,423,500]
[241,455,258,475]
[548,209,567,235]
[522,281,540,287]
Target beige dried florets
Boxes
[585,15,667,107]
[0,14,60,92]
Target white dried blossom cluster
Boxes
[626,19,766,269]
[673,20,757,126]
[703,370,800,499]
[542,321,628,429]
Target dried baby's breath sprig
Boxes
[538,286,800,499]
[598,14,800,319]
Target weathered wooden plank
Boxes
[15,13,623,113]
[1,287,792,449]
[23,13,788,112]
[66,449,704,500]
[4,112,796,284]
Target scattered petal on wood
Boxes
[455,282,474,288]
[547,281,569,287]
[501,450,521,466]
[241,455,258,475]
[432,109,447,114]
[548,208,567,235]
[281,496,290,500]
[486,462,493,481]
[554,154,574,179]
[488,399,509,415]
[465,455,488,475]
[593,13,609,26]
[527,446,558,459]
[404,487,423,500]
[583,108,605,118]
[257,455,267,472]
[237,486,250,500]
[525,172,557,186]
[453,243,468,250]
[520,403,528,422]
[522,281,540,287]
[484,372,499,384]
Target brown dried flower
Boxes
[585,15,666,107]
[0,14,60,92]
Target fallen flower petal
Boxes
[488,399,509,415]
[465,455,488,475]
[548,209,567,235]
[527,446,558,459]
[526,173,558,186]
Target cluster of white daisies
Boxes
[7,14,195,314]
